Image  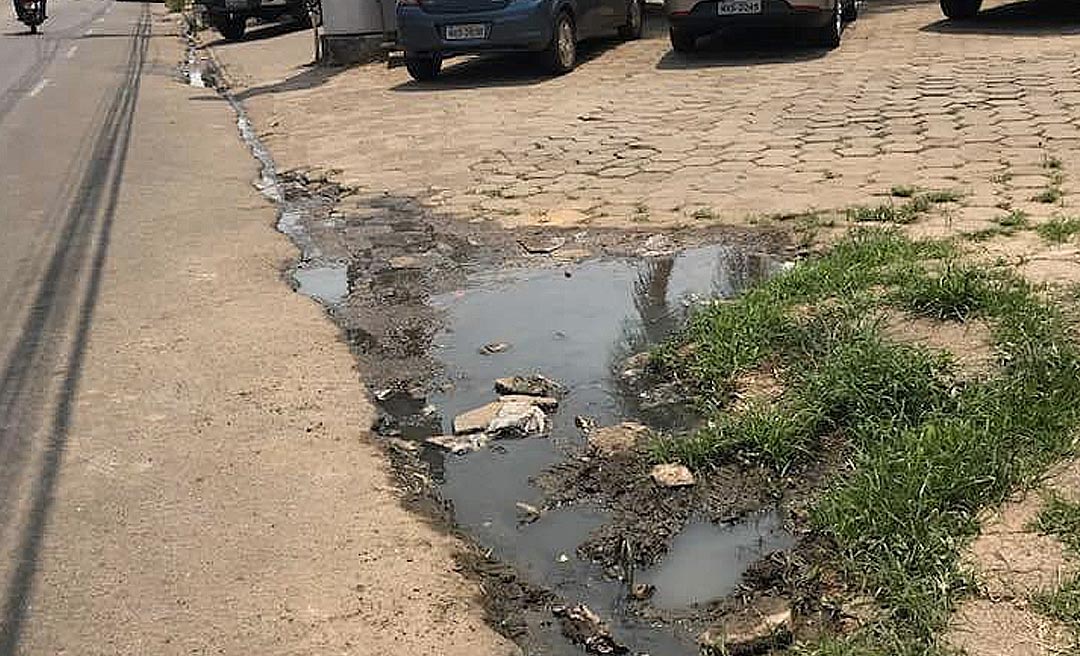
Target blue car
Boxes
[396,0,645,81]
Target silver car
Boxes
[663,0,858,51]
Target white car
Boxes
[663,0,858,52]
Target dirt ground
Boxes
[0,7,515,655]
[200,1,1080,653]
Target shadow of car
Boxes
[396,0,646,81]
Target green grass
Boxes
[1032,496,1080,643]
[651,228,1080,655]
[1034,187,1064,204]
[1038,216,1080,244]
[997,209,1030,229]
[848,191,961,225]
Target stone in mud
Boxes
[453,402,501,435]
[575,415,599,434]
[499,394,559,412]
[480,342,511,355]
[588,422,649,457]
[519,235,567,254]
[515,501,542,524]
[630,583,655,601]
[426,433,489,455]
[553,604,629,655]
[619,352,651,384]
[493,374,565,398]
[489,401,547,437]
[698,598,793,655]
[650,463,695,488]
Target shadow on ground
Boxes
[922,0,1080,34]
[654,26,831,69]
[199,16,312,48]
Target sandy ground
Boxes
[200,2,1080,653]
[0,4,515,655]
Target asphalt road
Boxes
[0,0,153,651]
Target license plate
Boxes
[445,23,488,40]
[718,0,761,14]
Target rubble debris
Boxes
[453,402,501,435]
[515,502,542,524]
[426,433,489,455]
[499,394,559,412]
[553,604,629,655]
[575,415,599,434]
[629,583,655,600]
[588,422,650,457]
[519,236,567,255]
[480,342,511,355]
[650,463,695,488]
[618,352,651,384]
[489,400,548,437]
[494,374,566,398]
[698,598,793,655]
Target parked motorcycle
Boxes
[14,0,46,33]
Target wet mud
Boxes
[188,38,839,655]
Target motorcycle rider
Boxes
[13,0,47,25]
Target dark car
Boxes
[196,0,314,41]
[396,0,645,81]
[664,0,857,51]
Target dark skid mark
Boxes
[0,4,150,653]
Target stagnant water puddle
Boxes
[406,246,788,654]
[192,39,795,654]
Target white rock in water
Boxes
[426,434,489,455]
[488,401,547,437]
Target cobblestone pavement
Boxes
[217,0,1080,235]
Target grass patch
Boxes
[848,191,961,225]
[1038,216,1080,244]
[997,209,1029,229]
[651,228,1080,655]
[1033,187,1064,204]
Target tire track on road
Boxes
[0,4,149,652]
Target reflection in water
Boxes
[380,243,784,656]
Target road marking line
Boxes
[28,79,49,98]
[66,45,78,58]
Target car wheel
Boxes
[815,0,842,48]
[940,0,981,19]
[544,10,577,74]
[405,54,443,81]
[216,15,247,40]
[669,26,697,53]
[841,0,858,21]
[618,0,644,40]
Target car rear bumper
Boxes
[665,0,832,30]
[397,0,554,55]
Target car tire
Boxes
[940,0,981,19]
[405,54,443,81]
[216,16,247,40]
[544,10,577,74]
[815,0,842,48]
[669,26,697,53]
[618,0,644,40]
[841,0,857,21]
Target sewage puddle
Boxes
[403,244,789,653]
[192,29,796,652]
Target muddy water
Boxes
[416,246,786,654]
[193,39,789,656]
